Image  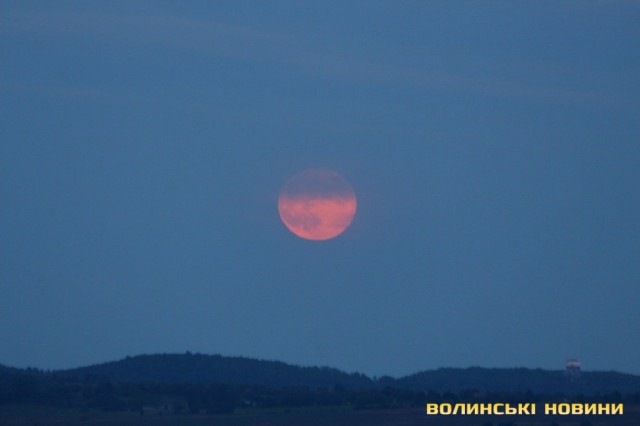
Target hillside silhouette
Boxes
[2,353,639,416]
[2,353,636,395]
[59,353,372,389]
[396,366,640,395]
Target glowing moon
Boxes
[278,169,357,241]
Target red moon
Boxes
[278,169,357,241]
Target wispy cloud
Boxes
[1,10,623,106]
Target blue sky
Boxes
[1,1,639,376]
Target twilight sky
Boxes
[1,1,639,377]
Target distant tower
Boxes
[565,358,581,379]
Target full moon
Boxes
[278,169,357,241]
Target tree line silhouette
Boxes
[1,354,639,414]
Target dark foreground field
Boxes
[1,404,639,426]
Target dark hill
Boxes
[59,353,373,389]
[4,354,639,396]
[396,366,640,395]
[0,364,41,377]
[0,365,19,375]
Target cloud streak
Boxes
[1,10,623,106]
